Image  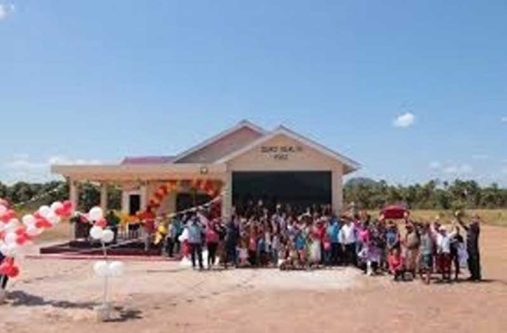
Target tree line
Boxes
[0,181,121,211]
[1,178,506,213]
[344,178,507,210]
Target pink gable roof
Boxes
[121,156,175,165]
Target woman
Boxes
[206,220,220,269]
[388,246,405,281]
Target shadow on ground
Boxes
[6,290,143,322]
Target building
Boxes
[51,120,360,218]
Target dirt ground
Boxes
[1,225,507,333]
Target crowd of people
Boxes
[157,202,482,283]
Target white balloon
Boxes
[22,214,36,227]
[4,232,17,245]
[26,225,42,237]
[89,226,104,240]
[50,201,63,212]
[0,242,19,257]
[5,219,20,231]
[108,261,124,277]
[46,211,60,225]
[93,261,109,277]
[88,207,103,221]
[38,205,51,217]
[0,205,7,216]
[101,229,114,243]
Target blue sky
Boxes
[0,0,506,185]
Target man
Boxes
[187,216,204,270]
[224,216,240,268]
[404,223,420,279]
[456,212,482,281]
[0,252,8,290]
[326,216,341,265]
[339,217,357,266]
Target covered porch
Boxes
[51,163,228,217]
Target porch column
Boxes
[331,168,343,215]
[222,171,233,220]
[100,183,108,212]
[69,179,79,210]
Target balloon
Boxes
[108,261,124,277]
[46,211,61,225]
[93,261,109,277]
[0,242,19,257]
[22,214,36,227]
[89,226,104,240]
[89,207,103,221]
[4,232,17,245]
[0,205,7,216]
[101,229,114,243]
[38,205,51,218]
[95,218,107,228]
[25,225,42,237]
[50,201,63,212]
[7,265,19,278]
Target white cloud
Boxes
[2,155,102,184]
[472,154,489,160]
[429,161,441,170]
[501,116,507,123]
[393,112,415,128]
[429,161,473,175]
[0,3,15,21]
[442,164,473,175]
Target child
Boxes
[388,247,405,281]
[238,238,249,268]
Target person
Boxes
[0,252,8,290]
[105,210,120,243]
[205,220,220,269]
[430,221,458,282]
[450,228,465,281]
[403,223,420,278]
[326,216,341,265]
[142,209,156,252]
[456,213,482,281]
[224,216,240,268]
[388,246,405,281]
[187,216,204,270]
[339,217,357,266]
[418,223,434,284]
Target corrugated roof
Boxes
[121,156,175,165]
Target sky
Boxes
[0,0,506,186]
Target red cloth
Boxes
[206,226,219,244]
[382,205,409,219]
[388,254,405,274]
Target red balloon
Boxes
[95,218,107,228]
[7,265,19,278]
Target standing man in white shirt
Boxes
[340,217,357,266]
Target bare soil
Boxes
[1,225,506,333]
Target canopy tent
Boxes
[381,204,409,219]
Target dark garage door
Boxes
[232,171,332,213]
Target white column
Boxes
[332,168,343,215]
[222,171,233,220]
[69,179,79,210]
[100,183,108,212]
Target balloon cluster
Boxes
[0,199,74,278]
[93,260,124,277]
[86,207,115,244]
[84,206,125,279]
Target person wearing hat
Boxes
[430,221,458,282]
[456,212,482,281]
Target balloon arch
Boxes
[146,179,223,213]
